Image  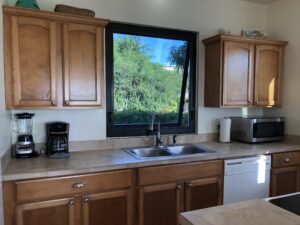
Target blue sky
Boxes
[114,33,186,66]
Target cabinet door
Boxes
[63,23,104,107]
[254,45,284,107]
[82,189,133,225]
[10,16,58,107]
[16,198,75,225]
[222,41,254,106]
[271,166,299,197]
[139,183,183,225]
[184,177,222,211]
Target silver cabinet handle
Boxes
[186,183,192,188]
[177,185,182,190]
[284,157,291,163]
[72,182,85,189]
[69,200,75,206]
[51,101,56,106]
[83,197,89,203]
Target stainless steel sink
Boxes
[165,145,213,155]
[124,144,215,159]
[124,147,172,159]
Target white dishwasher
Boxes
[223,155,271,204]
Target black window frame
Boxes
[106,22,197,137]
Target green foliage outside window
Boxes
[113,35,189,125]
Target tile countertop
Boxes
[179,199,300,225]
[3,136,300,181]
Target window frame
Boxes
[106,22,197,137]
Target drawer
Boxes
[15,170,133,202]
[272,152,300,168]
[138,160,223,186]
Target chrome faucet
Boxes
[148,114,163,147]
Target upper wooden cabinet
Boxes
[63,23,104,107]
[202,34,288,108]
[3,6,109,109]
[255,45,284,107]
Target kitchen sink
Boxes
[124,147,172,159]
[124,145,215,159]
[165,145,213,155]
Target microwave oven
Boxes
[230,117,285,143]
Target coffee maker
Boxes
[12,113,36,158]
[46,122,70,158]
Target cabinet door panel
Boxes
[16,198,75,225]
[11,16,57,107]
[139,183,183,225]
[223,41,254,106]
[63,23,104,106]
[271,167,299,197]
[82,190,133,225]
[185,177,222,211]
[255,45,283,107]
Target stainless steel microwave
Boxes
[230,117,285,143]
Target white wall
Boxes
[265,0,300,135]
[7,0,267,143]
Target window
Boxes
[106,22,197,137]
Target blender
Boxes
[12,113,36,158]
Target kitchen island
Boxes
[180,199,300,225]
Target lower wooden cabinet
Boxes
[270,152,300,197]
[3,170,134,225]
[138,160,223,225]
[82,190,133,225]
[139,183,183,225]
[184,177,222,211]
[16,198,76,225]
[271,166,299,196]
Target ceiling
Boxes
[241,0,277,4]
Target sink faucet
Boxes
[148,114,163,147]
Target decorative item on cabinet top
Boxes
[15,0,39,10]
[55,4,95,17]
[202,34,288,108]
[3,6,110,109]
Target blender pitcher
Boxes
[12,113,35,135]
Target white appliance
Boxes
[223,155,271,204]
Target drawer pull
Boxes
[64,101,70,105]
[72,182,85,189]
[69,200,75,206]
[284,157,291,163]
[84,197,89,203]
[51,101,56,106]
[187,183,192,188]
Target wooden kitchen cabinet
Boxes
[254,45,284,107]
[202,34,288,108]
[184,177,222,211]
[139,183,183,225]
[138,160,223,225]
[3,6,109,109]
[3,169,134,225]
[6,15,58,108]
[63,23,104,107]
[82,190,133,225]
[270,152,300,197]
[16,198,76,225]
[222,41,254,106]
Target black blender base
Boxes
[16,151,39,159]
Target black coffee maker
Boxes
[46,122,70,158]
